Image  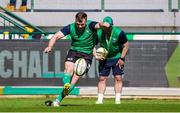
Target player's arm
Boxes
[93,47,97,57]
[95,22,111,29]
[121,41,129,59]
[89,22,100,58]
[44,25,70,53]
[116,31,129,68]
[44,31,64,53]
[89,21,111,30]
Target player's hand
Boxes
[99,22,110,28]
[44,46,53,53]
[116,59,124,69]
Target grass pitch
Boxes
[166,43,180,87]
[0,97,180,112]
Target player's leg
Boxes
[67,74,80,93]
[96,76,108,104]
[48,50,92,107]
[112,58,124,104]
[66,50,93,95]
[62,73,71,88]
[10,0,16,5]
[65,55,92,95]
[53,84,75,107]
[61,52,92,102]
[6,0,16,11]
[19,0,27,12]
[96,60,110,104]
[63,61,74,95]
[53,50,83,106]
[21,0,27,6]
[54,65,82,107]
[114,75,123,104]
[53,61,74,106]
[53,74,72,107]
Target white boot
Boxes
[115,101,121,104]
[115,93,121,104]
[95,101,103,104]
[96,93,104,104]
[53,101,60,107]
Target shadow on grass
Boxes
[60,104,84,107]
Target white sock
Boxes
[115,93,121,102]
[55,98,59,103]
[97,93,104,102]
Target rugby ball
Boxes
[96,47,108,59]
[74,58,87,76]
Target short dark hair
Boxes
[75,12,87,22]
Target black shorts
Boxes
[65,50,93,65]
[99,58,124,76]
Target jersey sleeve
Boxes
[60,25,70,36]
[89,21,98,31]
[119,30,128,45]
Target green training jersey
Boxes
[69,20,97,54]
[97,26,124,59]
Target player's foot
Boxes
[53,101,60,107]
[64,83,71,95]
[115,101,121,104]
[6,4,15,11]
[95,101,103,104]
[18,5,27,12]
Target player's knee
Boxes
[99,77,108,82]
[65,64,74,74]
[114,76,123,82]
[65,70,73,75]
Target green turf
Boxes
[0,97,180,112]
[166,43,180,87]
